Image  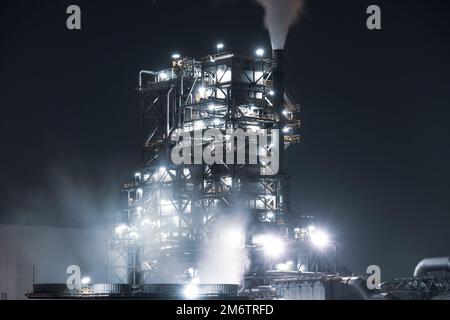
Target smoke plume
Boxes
[256,0,305,49]
[197,214,250,285]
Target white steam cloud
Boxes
[256,0,305,49]
[197,215,249,285]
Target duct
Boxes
[139,70,158,87]
[167,85,175,136]
[413,257,450,277]
[342,277,388,300]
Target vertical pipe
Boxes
[179,75,183,127]
[167,85,174,137]
[272,50,285,174]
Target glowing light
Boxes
[282,110,288,116]
[282,127,290,133]
[256,48,265,57]
[276,263,289,272]
[268,90,275,96]
[172,53,181,59]
[253,234,285,258]
[194,121,204,129]
[266,212,275,220]
[129,230,139,239]
[81,277,91,285]
[184,283,200,299]
[310,230,330,248]
[134,172,141,178]
[159,72,168,80]
[115,224,127,235]
[198,86,206,99]
[216,43,224,50]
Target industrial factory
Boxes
[26,48,450,300]
[1,0,450,303]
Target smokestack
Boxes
[272,49,285,174]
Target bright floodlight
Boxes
[268,90,275,96]
[184,283,200,299]
[115,224,127,235]
[254,234,285,258]
[310,230,330,248]
[81,277,91,285]
[256,48,265,57]
[159,72,168,80]
[172,53,181,59]
[216,43,224,50]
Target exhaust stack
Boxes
[272,49,285,174]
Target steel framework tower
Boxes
[107,51,302,287]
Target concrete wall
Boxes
[0,224,107,300]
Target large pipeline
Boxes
[413,257,450,277]
[341,277,390,300]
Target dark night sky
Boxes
[1,0,449,280]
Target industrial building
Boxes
[103,49,325,292]
[25,49,450,300]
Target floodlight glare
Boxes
[159,72,168,80]
[81,277,91,285]
[115,224,127,235]
[310,230,330,248]
[172,53,181,59]
[256,48,265,57]
[253,234,285,258]
[216,43,224,50]
[184,283,200,299]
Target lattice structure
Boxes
[107,52,302,286]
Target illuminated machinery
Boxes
[106,51,303,291]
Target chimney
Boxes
[272,49,285,174]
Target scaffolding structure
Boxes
[107,51,303,287]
